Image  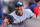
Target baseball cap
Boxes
[6,15,14,22]
[3,14,14,22]
[15,1,23,6]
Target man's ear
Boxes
[14,7,16,9]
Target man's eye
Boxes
[16,7,18,8]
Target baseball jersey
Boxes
[10,9,34,23]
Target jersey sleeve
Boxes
[25,9,34,18]
[28,9,34,18]
[33,6,39,17]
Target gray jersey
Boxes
[10,9,34,27]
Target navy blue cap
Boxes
[15,1,23,6]
[6,15,14,22]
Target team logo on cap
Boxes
[17,2,22,5]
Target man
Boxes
[1,14,14,27]
[27,0,40,18]
[10,1,36,27]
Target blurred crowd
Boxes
[0,0,40,27]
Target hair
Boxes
[35,0,40,3]
[3,14,8,20]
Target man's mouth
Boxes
[18,9,22,11]
[17,9,22,13]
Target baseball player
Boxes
[10,1,36,27]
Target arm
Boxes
[31,14,36,19]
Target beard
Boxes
[18,10,22,13]
[16,9,23,16]
[17,9,23,13]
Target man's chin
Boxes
[18,12,21,13]
[18,11,22,13]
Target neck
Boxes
[15,11,23,16]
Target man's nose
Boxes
[18,7,20,9]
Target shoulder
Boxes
[24,9,32,13]
[24,9,34,15]
[9,11,15,16]
[30,4,38,8]
[27,4,38,9]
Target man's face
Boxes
[15,6,23,13]
[3,17,10,25]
